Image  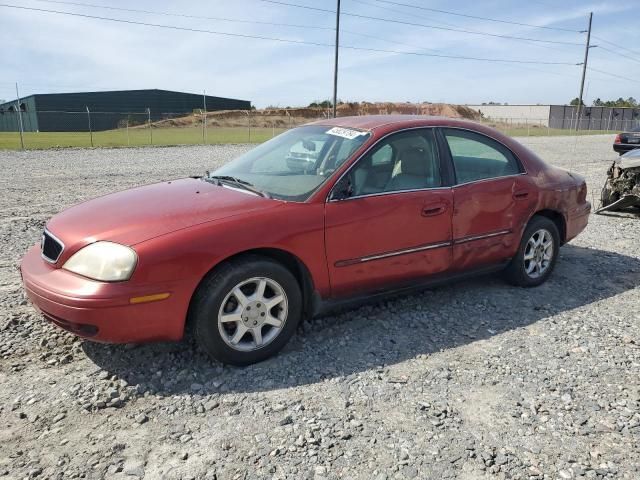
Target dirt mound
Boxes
[145,102,480,129]
[336,102,479,119]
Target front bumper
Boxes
[20,244,189,343]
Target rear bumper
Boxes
[565,202,591,243]
[613,143,640,154]
[20,244,190,343]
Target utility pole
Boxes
[203,90,207,144]
[15,83,25,150]
[576,12,593,131]
[86,106,93,147]
[332,0,341,118]
[147,107,153,145]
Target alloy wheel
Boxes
[217,277,288,352]
[523,228,554,279]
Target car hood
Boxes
[46,178,276,249]
[618,153,640,169]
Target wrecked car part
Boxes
[596,151,640,214]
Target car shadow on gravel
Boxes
[82,244,640,395]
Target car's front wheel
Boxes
[503,216,560,287]
[191,255,302,366]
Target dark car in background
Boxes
[613,126,640,155]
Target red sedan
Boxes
[21,116,591,365]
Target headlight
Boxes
[63,241,137,282]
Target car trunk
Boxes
[620,131,640,144]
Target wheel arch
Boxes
[530,209,566,244]
[185,247,316,335]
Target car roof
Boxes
[308,114,482,132]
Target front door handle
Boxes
[422,204,447,217]
[513,190,529,200]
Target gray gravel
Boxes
[1,135,639,480]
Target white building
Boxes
[466,104,640,130]
[466,105,551,126]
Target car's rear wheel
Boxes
[503,216,560,287]
[191,255,302,366]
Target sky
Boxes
[0,0,638,109]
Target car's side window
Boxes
[371,144,393,166]
[346,129,441,197]
[443,129,521,184]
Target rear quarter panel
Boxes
[486,132,589,244]
[526,166,589,243]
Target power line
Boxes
[0,4,581,66]
[31,0,440,56]
[339,46,578,65]
[501,60,581,81]
[335,10,585,46]
[0,4,346,48]
[342,29,441,53]
[586,66,640,85]
[253,0,584,46]
[350,0,462,30]
[33,0,587,55]
[594,45,640,65]
[349,0,562,53]
[371,0,584,33]
[28,0,442,56]
[31,0,335,31]
[591,35,640,58]
[248,0,331,14]
[31,0,455,56]
[32,0,566,57]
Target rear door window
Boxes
[443,129,521,184]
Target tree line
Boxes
[570,97,638,107]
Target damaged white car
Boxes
[598,149,640,213]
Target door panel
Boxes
[441,127,537,270]
[325,190,453,297]
[451,175,536,270]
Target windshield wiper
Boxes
[205,174,270,198]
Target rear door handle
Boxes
[422,204,447,217]
[513,190,529,200]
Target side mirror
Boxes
[330,175,353,201]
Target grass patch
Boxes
[0,125,614,150]
[0,126,288,150]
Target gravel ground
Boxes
[0,135,638,480]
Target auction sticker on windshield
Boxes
[326,127,367,140]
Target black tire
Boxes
[191,255,302,366]
[503,216,560,287]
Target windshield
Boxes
[211,125,371,201]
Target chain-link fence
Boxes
[0,107,333,150]
[477,116,640,138]
[1,107,636,150]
